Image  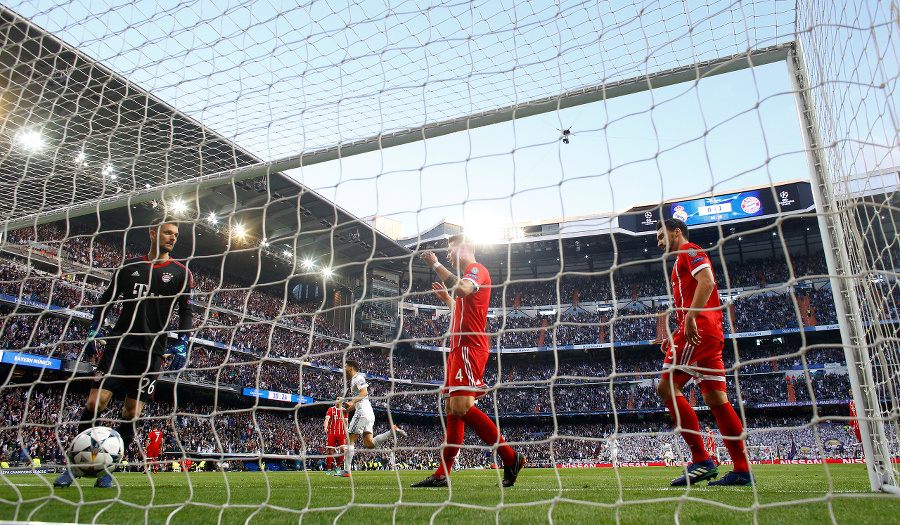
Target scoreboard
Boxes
[618,181,814,233]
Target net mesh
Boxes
[797,0,900,489]
[0,0,897,522]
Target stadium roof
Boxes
[0,7,411,282]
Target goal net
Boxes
[0,0,897,522]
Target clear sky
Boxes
[288,60,809,238]
[11,0,896,239]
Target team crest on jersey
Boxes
[470,266,479,274]
[687,249,697,257]
[161,273,173,283]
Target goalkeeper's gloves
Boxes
[166,334,191,371]
[85,320,104,357]
[167,333,191,358]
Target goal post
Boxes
[789,22,900,494]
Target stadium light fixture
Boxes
[303,259,314,269]
[233,223,246,238]
[74,152,87,166]
[170,198,187,214]
[102,165,116,179]
[283,249,292,258]
[207,213,218,225]
[260,238,269,247]
[16,130,43,151]
[322,267,333,278]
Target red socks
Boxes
[665,396,710,463]
[433,415,465,478]
[460,406,516,465]
[711,403,749,472]
[434,406,516,478]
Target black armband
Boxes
[442,273,459,289]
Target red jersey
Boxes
[451,262,491,351]
[326,406,346,436]
[670,242,723,341]
[147,430,163,450]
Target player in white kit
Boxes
[608,438,619,468]
[663,442,676,466]
[336,360,407,477]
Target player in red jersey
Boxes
[704,426,717,465]
[146,427,164,472]
[656,218,751,487]
[411,235,525,488]
[324,399,347,474]
[849,398,862,443]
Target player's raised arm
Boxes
[430,281,453,309]
[419,250,476,299]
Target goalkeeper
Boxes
[54,216,194,489]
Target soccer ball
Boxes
[67,426,124,477]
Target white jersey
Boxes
[349,372,373,414]
[347,372,375,436]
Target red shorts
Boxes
[326,434,346,449]
[661,333,726,393]
[444,345,489,398]
[146,447,160,459]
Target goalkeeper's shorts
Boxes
[95,347,163,401]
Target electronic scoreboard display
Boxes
[669,190,763,225]
[618,181,814,233]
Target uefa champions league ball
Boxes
[67,426,124,477]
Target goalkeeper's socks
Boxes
[664,396,710,463]
[459,407,516,466]
[433,415,464,478]
[116,421,136,452]
[77,407,97,435]
[710,403,749,472]
[344,445,355,472]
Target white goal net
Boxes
[0,0,897,523]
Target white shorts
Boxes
[347,408,375,436]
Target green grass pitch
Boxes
[1,465,898,524]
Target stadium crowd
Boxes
[0,221,890,473]
[404,255,831,308]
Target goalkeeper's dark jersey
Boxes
[95,255,194,356]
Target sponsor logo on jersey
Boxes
[741,196,761,213]
[162,273,173,283]
[691,256,705,264]
[131,271,140,277]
